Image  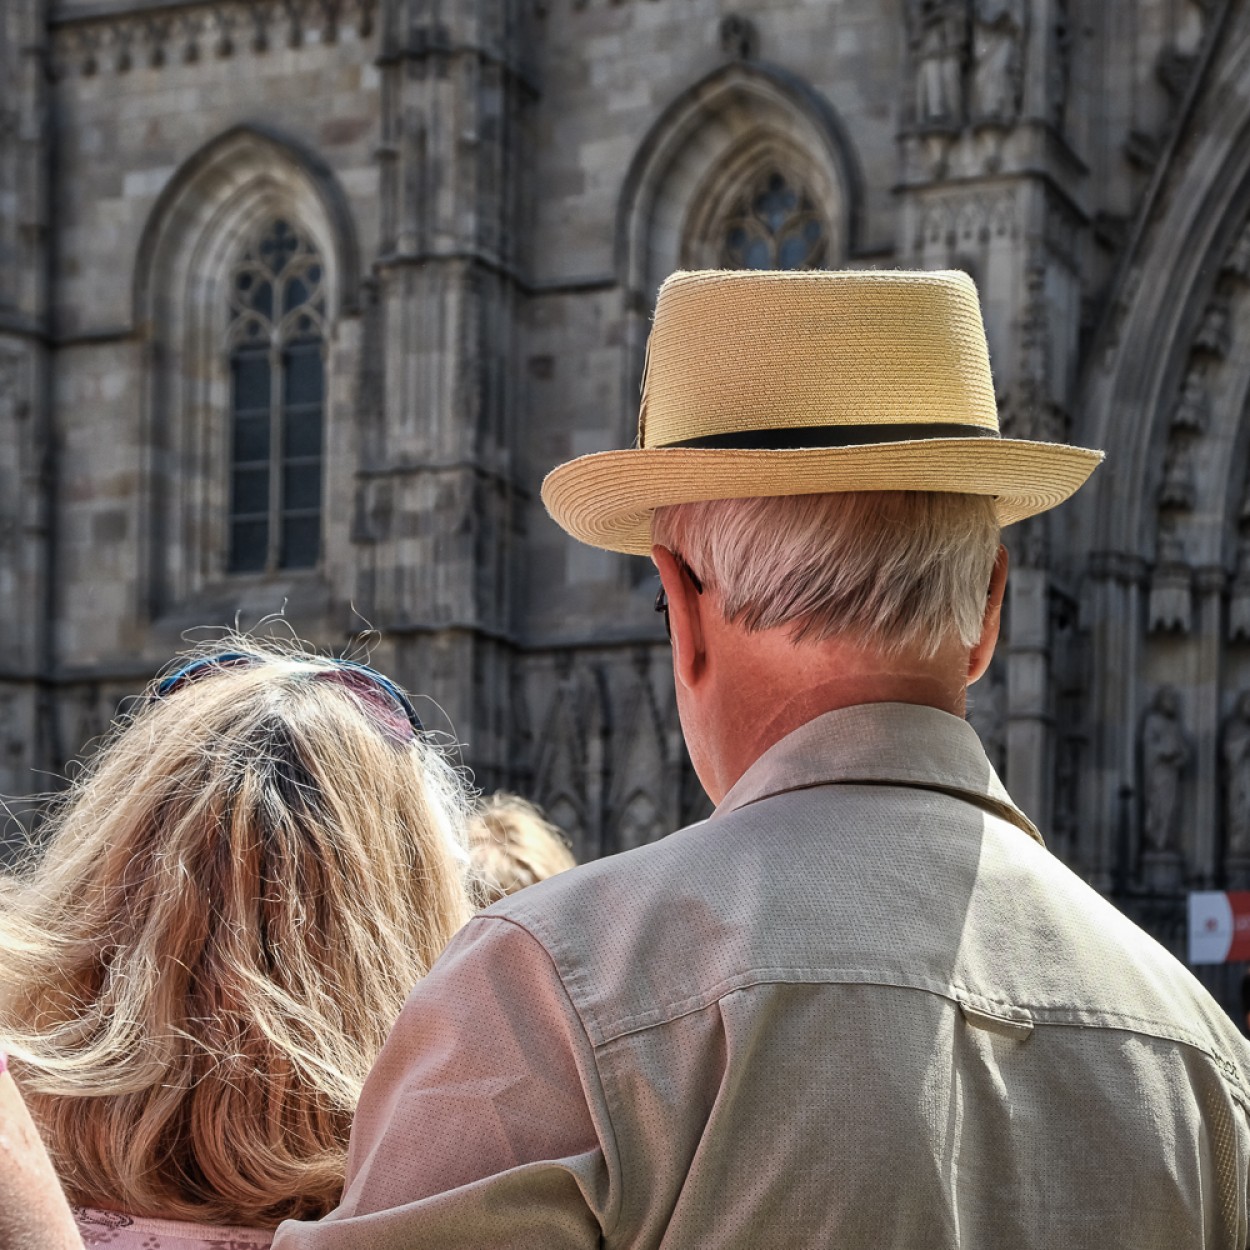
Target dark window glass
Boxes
[284,407,322,458]
[281,515,320,569]
[283,463,322,511]
[232,352,270,413]
[744,238,771,269]
[232,415,269,464]
[227,219,326,575]
[232,466,270,515]
[284,343,323,406]
[229,520,269,572]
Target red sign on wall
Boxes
[1189,891,1250,964]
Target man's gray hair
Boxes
[651,491,1001,656]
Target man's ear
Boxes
[652,545,707,689]
[968,544,1008,685]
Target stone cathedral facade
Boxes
[4,0,1250,967]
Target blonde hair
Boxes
[652,491,1001,655]
[467,793,576,905]
[0,639,473,1227]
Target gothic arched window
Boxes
[226,219,326,573]
[719,171,828,270]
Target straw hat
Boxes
[541,269,1103,555]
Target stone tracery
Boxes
[717,170,828,271]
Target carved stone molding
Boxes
[1194,564,1227,595]
[1148,520,1192,633]
[913,186,1018,252]
[1087,550,1149,584]
[50,0,376,79]
[1230,536,1250,642]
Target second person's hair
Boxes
[0,641,473,1227]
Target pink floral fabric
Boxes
[75,1206,273,1250]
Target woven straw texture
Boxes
[542,269,1103,555]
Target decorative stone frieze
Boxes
[50,0,377,78]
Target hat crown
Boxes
[639,269,1000,451]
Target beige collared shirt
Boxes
[274,702,1250,1249]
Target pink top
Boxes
[76,1206,273,1249]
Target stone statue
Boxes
[1170,367,1209,433]
[1225,220,1250,281]
[913,0,968,126]
[1158,437,1196,510]
[1141,687,1189,855]
[1230,534,1250,642]
[1224,692,1250,860]
[971,0,1025,122]
[1195,291,1232,358]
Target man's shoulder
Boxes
[477,781,1250,1092]
[484,812,718,936]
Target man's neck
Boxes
[695,631,969,802]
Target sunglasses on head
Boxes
[151,651,426,739]
[654,555,705,642]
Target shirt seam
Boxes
[586,968,1250,1098]
[484,915,626,1241]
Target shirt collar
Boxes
[713,701,1043,846]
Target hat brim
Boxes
[541,437,1104,555]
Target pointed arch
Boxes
[133,126,360,615]
[616,61,864,307]
[1071,8,1250,893]
[135,124,360,325]
[610,63,864,575]
[1075,15,1250,564]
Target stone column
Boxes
[359,0,528,773]
[0,0,54,812]
[1082,552,1146,892]
[898,0,1088,842]
[1005,556,1052,830]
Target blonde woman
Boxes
[467,792,577,904]
[0,642,474,1249]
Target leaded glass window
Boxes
[720,171,828,270]
[226,219,326,573]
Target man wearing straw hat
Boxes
[275,271,1250,1248]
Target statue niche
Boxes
[1140,686,1189,891]
[911,0,969,128]
[971,0,1026,123]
